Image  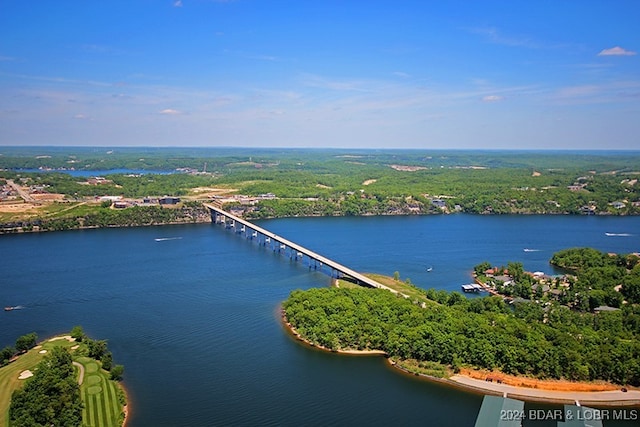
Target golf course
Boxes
[0,333,127,427]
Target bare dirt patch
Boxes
[389,164,427,172]
[362,179,377,185]
[459,368,619,392]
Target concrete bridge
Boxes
[204,203,400,294]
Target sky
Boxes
[1,1,639,150]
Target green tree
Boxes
[86,339,108,360]
[110,365,124,381]
[70,325,86,342]
[15,332,37,353]
[1,346,15,365]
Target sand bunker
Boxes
[48,335,74,342]
[18,370,34,380]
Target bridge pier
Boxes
[204,203,399,296]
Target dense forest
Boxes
[2,148,640,232]
[283,248,640,386]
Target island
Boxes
[0,327,127,426]
[281,248,640,406]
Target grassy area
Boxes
[0,335,125,427]
[77,356,125,427]
[365,273,437,306]
[392,359,452,379]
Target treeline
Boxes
[283,286,640,385]
[70,326,124,381]
[0,333,37,366]
[3,171,214,198]
[246,195,434,218]
[1,204,210,233]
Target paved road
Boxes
[450,375,640,406]
[6,180,35,203]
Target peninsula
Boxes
[281,260,640,406]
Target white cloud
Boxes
[469,26,539,49]
[482,95,503,102]
[159,108,181,115]
[598,46,636,56]
[173,0,183,7]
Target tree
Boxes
[507,262,525,282]
[102,351,113,371]
[474,261,492,276]
[15,332,37,353]
[110,365,124,381]
[86,339,108,360]
[0,346,15,365]
[70,325,86,342]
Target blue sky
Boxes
[1,1,638,149]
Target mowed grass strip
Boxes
[78,358,123,427]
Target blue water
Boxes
[1,215,639,426]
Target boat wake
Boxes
[523,248,541,252]
[154,237,183,242]
[605,233,633,237]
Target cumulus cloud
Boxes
[482,95,503,102]
[598,46,636,56]
[160,108,181,115]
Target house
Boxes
[431,198,447,209]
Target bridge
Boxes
[204,203,401,295]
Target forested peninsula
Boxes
[282,248,640,388]
[1,148,640,233]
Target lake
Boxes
[1,214,639,426]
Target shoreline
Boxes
[280,309,640,407]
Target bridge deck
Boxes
[204,203,399,294]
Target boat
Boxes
[426,266,433,272]
[4,306,16,311]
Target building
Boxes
[159,196,181,205]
